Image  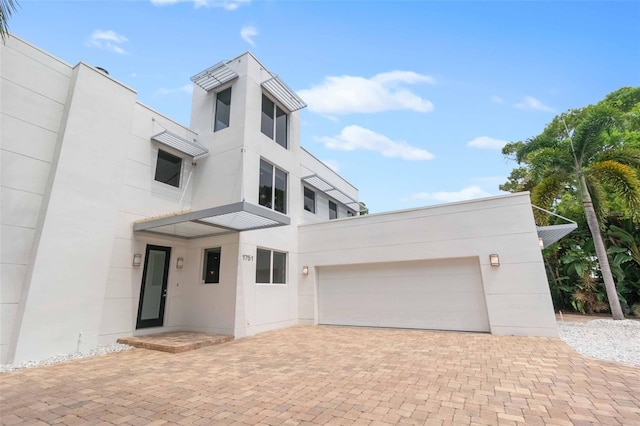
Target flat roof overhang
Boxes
[537,223,578,248]
[133,202,290,239]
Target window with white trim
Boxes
[261,94,288,148]
[214,87,231,132]
[304,187,316,213]
[154,149,182,188]
[256,248,287,284]
[259,159,287,214]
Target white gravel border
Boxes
[2,320,638,372]
[558,319,640,367]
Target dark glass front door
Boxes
[136,245,171,329]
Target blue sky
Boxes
[9,0,640,213]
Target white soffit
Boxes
[191,61,238,91]
[302,174,359,208]
[133,202,290,239]
[537,224,578,248]
[151,131,208,158]
[262,76,307,112]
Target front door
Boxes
[136,245,171,329]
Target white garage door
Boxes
[318,258,490,332]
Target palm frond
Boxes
[594,147,640,168]
[588,160,640,213]
[584,178,609,223]
[572,104,624,166]
[531,175,569,225]
[0,0,19,43]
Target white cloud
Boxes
[491,95,504,104]
[154,84,193,97]
[322,160,340,172]
[240,26,258,46]
[85,30,129,55]
[150,0,250,9]
[514,96,555,112]
[298,71,435,115]
[316,125,433,161]
[403,186,493,203]
[467,136,508,150]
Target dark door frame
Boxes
[136,244,171,329]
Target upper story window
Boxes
[154,149,182,188]
[214,87,231,132]
[329,200,338,220]
[304,187,316,213]
[261,94,288,149]
[259,159,287,214]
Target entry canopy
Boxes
[151,131,208,159]
[133,202,290,239]
[302,174,360,211]
[533,205,578,248]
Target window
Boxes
[256,248,287,284]
[202,247,221,284]
[347,210,356,217]
[329,201,338,219]
[304,187,316,213]
[214,87,231,132]
[155,149,181,188]
[260,94,288,148]
[258,159,287,214]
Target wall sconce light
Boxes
[176,257,184,269]
[302,266,309,276]
[538,237,545,249]
[132,254,142,267]
[489,254,500,267]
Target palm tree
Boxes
[1,0,19,43]
[506,103,640,320]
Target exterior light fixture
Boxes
[176,257,184,269]
[489,254,500,267]
[132,254,142,267]
[538,238,544,249]
[302,266,309,276]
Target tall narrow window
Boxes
[256,248,287,284]
[202,247,221,284]
[329,201,338,220]
[258,159,287,214]
[260,94,288,149]
[214,87,231,131]
[155,150,182,188]
[304,187,316,213]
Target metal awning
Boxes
[533,205,578,247]
[537,224,578,248]
[302,174,360,210]
[133,202,290,239]
[262,76,307,112]
[190,61,239,91]
[152,131,208,158]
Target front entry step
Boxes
[117,331,233,353]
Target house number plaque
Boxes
[242,255,254,262]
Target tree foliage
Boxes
[1,0,18,43]
[502,87,640,318]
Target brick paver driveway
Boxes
[1,326,639,425]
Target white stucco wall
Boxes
[298,192,558,337]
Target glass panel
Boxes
[274,167,287,214]
[140,250,166,320]
[256,249,271,283]
[275,106,287,148]
[214,87,231,132]
[202,247,221,284]
[304,187,315,213]
[261,95,274,139]
[329,201,338,219]
[259,160,273,209]
[154,150,181,188]
[272,251,286,284]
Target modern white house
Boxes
[1,36,572,365]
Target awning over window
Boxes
[133,202,290,239]
[302,174,360,210]
[537,224,578,248]
[191,61,239,91]
[262,76,307,112]
[152,131,208,159]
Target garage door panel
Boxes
[318,258,489,332]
